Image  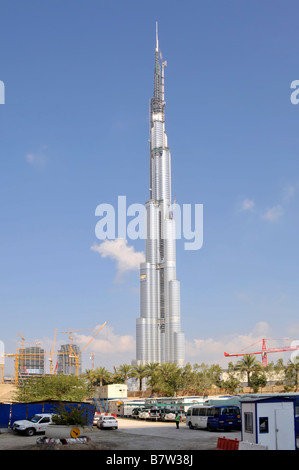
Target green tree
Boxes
[13,375,90,402]
[284,360,299,392]
[157,363,183,397]
[130,364,147,391]
[250,371,267,393]
[221,375,240,394]
[208,364,223,389]
[221,362,241,394]
[144,362,161,377]
[115,364,133,385]
[192,363,222,396]
[180,363,196,394]
[93,366,112,386]
[143,363,162,392]
[235,355,262,387]
[83,369,98,389]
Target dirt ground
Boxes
[0,418,242,451]
[0,384,16,402]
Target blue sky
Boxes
[0,0,299,374]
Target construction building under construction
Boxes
[56,344,82,375]
[18,346,45,375]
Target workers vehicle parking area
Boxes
[0,416,242,450]
[0,393,298,450]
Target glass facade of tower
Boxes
[57,344,82,375]
[135,26,185,366]
[18,347,45,375]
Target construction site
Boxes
[0,322,108,386]
[0,333,298,451]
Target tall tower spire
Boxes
[152,21,164,115]
[135,25,185,367]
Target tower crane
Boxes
[5,349,47,386]
[224,338,299,367]
[60,327,97,374]
[5,347,75,385]
[17,332,25,347]
[17,332,25,376]
[48,327,57,374]
[60,322,107,376]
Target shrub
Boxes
[52,404,86,426]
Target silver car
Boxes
[96,415,118,430]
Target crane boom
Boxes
[69,322,108,376]
[80,322,108,354]
[224,338,299,366]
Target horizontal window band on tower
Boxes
[135,23,185,367]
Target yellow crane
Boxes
[5,323,107,383]
[17,332,25,375]
[5,349,47,386]
[61,322,107,376]
[60,327,92,374]
[48,327,57,374]
[5,347,69,385]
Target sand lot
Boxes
[0,417,241,451]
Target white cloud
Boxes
[262,204,283,222]
[185,322,273,366]
[72,324,135,369]
[286,323,299,338]
[25,151,47,168]
[91,238,145,281]
[240,199,255,211]
[238,182,297,223]
[74,324,135,355]
[282,183,296,203]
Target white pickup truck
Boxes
[12,413,54,436]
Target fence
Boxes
[216,437,240,450]
[0,401,95,429]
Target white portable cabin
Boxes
[97,384,127,399]
[240,396,296,450]
[108,399,146,417]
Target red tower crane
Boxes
[224,338,299,367]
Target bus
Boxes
[186,405,241,431]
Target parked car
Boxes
[93,412,102,425]
[161,411,176,421]
[149,408,161,419]
[12,413,54,436]
[131,407,143,417]
[138,409,151,419]
[96,415,118,429]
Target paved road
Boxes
[0,418,241,451]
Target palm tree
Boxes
[144,362,161,377]
[116,364,133,385]
[285,360,299,392]
[94,366,112,386]
[158,362,182,397]
[83,369,98,390]
[130,364,147,392]
[235,355,262,388]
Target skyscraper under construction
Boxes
[135,25,185,366]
